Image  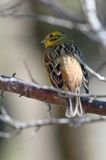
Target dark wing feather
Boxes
[44,52,64,89]
[81,64,89,93]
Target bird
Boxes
[42,31,89,117]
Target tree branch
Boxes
[0,74,106,116]
[82,0,106,48]
[0,0,27,15]
[36,0,85,23]
[0,0,106,46]
[0,106,106,138]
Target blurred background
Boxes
[0,0,106,160]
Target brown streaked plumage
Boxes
[42,31,89,117]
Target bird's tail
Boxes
[65,96,83,118]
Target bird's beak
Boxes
[41,39,45,44]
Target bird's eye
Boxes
[49,34,53,38]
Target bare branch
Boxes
[0,0,28,15]
[82,0,106,48]
[0,74,106,116]
[0,0,84,23]
[0,129,21,138]
[36,0,85,23]
[0,11,99,43]
[0,0,105,45]
[85,64,106,81]
[74,54,106,82]
[0,107,106,138]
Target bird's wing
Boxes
[80,63,89,93]
[44,53,64,89]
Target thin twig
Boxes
[1,12,99,43]
[0,0,28,15]
[0,1,105,44]
[0,107,106,138]
[24,60,38,83]
[82,0,106,48]
[74,54,106,82]
[36,0,85,23]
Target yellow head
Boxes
[42,31,65,48]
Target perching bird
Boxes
[42,31,89,117]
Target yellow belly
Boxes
[61,56,83,92]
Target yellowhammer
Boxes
[42,31,89,117]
